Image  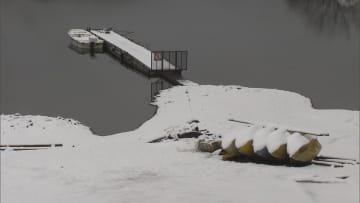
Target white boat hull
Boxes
[68,29,104,52]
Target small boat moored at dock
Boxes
[68,29,104,52]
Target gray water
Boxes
[1,0,359,135]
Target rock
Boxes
[197,140,222,153]
[178,131,202,139]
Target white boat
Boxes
[68,29,104,51]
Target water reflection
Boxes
[150,78,173,102]
[68,39,174,103]
[286,0,360,36]
[68,43,93,56]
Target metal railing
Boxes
[151,51,188,71]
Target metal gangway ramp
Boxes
[90,29,188,76]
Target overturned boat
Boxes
[68,29,104,52]
[208,123,323,165]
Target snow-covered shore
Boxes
[138,85,359,159]
[1,84,359,203]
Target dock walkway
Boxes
[90,29,188,74]
[91,30,152,68]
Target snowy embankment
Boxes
[1,84,359,203]
[1,114,95,145]
[137,85,359,159]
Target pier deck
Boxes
[91,30,152,68]
[90,29,187,74]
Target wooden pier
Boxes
[89,28,188,85]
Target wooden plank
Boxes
[12,148,49,151]
[312,160,343,168]
[0,144,63,148]
[316,155,358,162]
[315,156,359,165]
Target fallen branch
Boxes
[0,144,63,148]
[0,144,63,151]
[316,155,358,162]
[295,179,344,184]
[315,157,359,165]
[311,160,344,168]
[12,148,50,151]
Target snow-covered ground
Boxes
[1,84,359,203]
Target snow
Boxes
[68,29,103,44]
[139,85,358,159]
[1,84,359,203]
[1,114,95,145]
[221,127,241,149]
[252,126,276,152]
[234,125,262,148]
[266,128,289,153]
[91,30,152,67]
[90,30,177,70]
[286,132,311,156]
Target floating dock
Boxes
[89,28,188,84]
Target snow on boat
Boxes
[234,125,262,157]
[68,29,104,51]
[287,133,322,163]
[217,124,323,164]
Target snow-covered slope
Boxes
[137,85,359,159]
[1,114,95,145]
[1,84,359,203]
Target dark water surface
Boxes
[1,0,359,135]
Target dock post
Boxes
[89,42,95,56]
[161,52,164,71]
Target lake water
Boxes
[1,0,359,135]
